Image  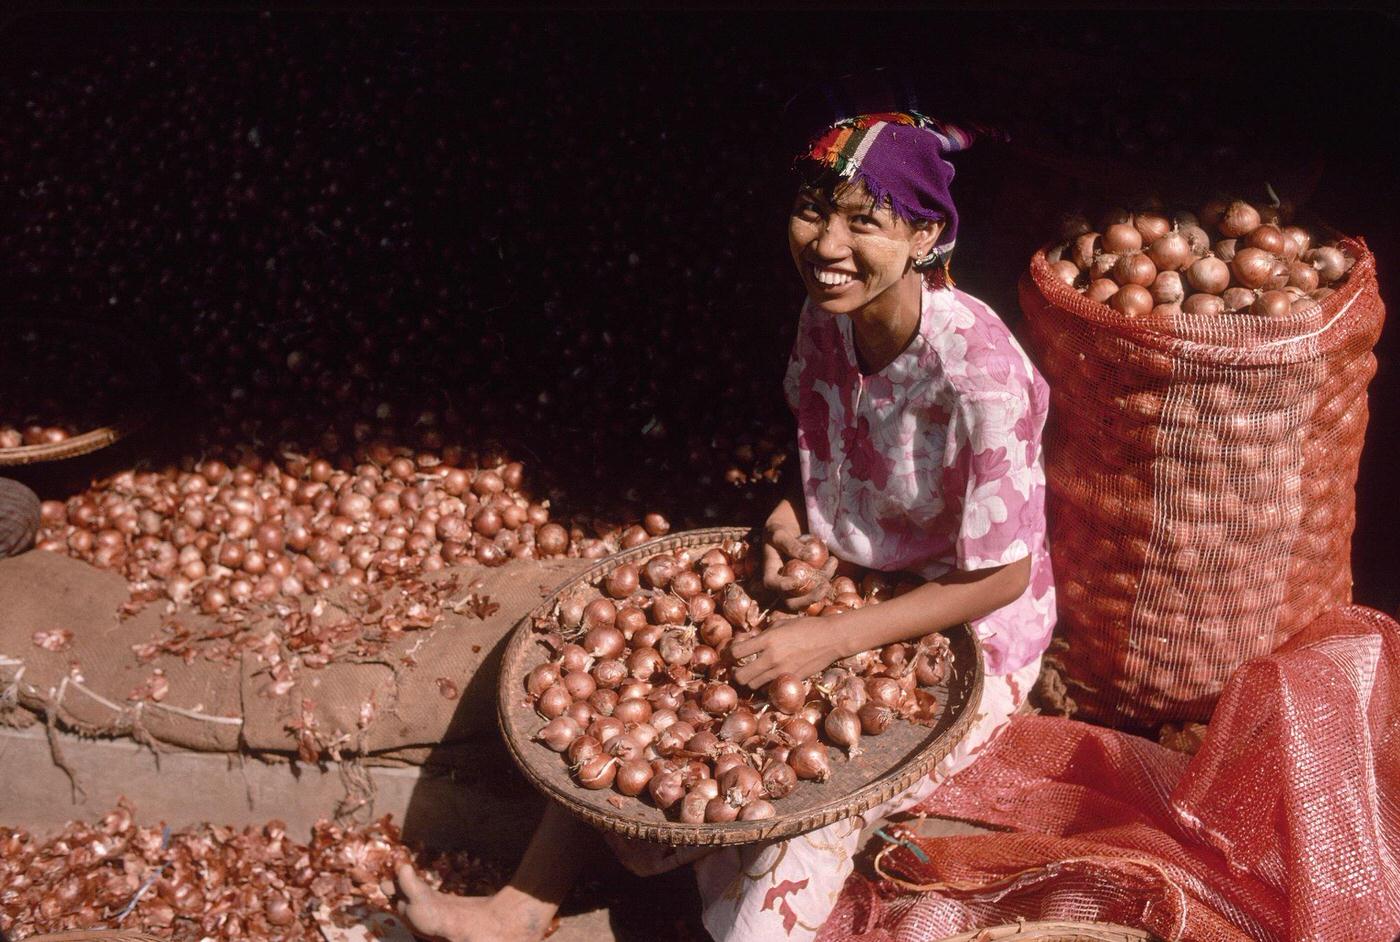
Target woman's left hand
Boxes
[731,616,845,690]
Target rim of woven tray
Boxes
[0,423,139,466]
[935,921,1157,942]
[1024,234,1378,367]
[497,525,986,846]
[0,317,154,467]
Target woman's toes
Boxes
[395,862,431,900]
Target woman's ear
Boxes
[912,220,944,261]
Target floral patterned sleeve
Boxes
[942,386,1041,571]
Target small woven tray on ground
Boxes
[0,318,153,467]
[0,423,136,466]
[498,526,985,847]
[936,923,1156,942]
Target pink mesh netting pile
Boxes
[817,605,1400,942]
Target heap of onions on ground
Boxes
[34,452,672,616]
[0,803,503,942]
[1045,196,1355,319]
[524,537,954,824]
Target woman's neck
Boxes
[850,271,924,374]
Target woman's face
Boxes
[787,182,941,317]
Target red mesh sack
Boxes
[1021,238,1384,724]
[816,605,1400,942]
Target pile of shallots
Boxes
[35,453,672,617]
[525,537,953,824]
[0,804,503,942]
[1046,197,1354,318]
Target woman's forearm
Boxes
[764,495,803,539]
[825,556,1031,658]
[764,471,806,538]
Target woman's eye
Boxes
[795,201,821,217]
[852,214,880,227]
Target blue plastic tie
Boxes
[872,827,930,863]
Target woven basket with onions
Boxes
[498,526,985,846]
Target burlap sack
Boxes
[237,557,591,759]
[1,549,591,759]
[0,551,242,751]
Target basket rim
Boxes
[0,423,137,466]
[0,315,156,466]
[497,525,985,846]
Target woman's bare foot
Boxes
[393,804,594,942]
[395,863,553,942]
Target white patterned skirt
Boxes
[603,655,1043,942]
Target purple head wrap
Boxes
[796,111,992,269]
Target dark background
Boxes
[2,9,1397,611]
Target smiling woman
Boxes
[393,111,1055,942]
[690,110,1056,941]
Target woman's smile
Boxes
[809,263,859,290]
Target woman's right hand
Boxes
[762,523,838,613]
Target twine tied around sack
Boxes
[1,654,244,798]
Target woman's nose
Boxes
[814,218,851,260]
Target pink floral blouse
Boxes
[783,282,1056,674]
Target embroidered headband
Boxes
[795,111,994,267]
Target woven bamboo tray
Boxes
[0,424,136,466]
[498,526,985,847]
[0,318,153,467]
[937,923,1156,941]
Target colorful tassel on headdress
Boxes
[916,250,955,290]
[930,256,955,290]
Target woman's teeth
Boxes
[813,265,854,286]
